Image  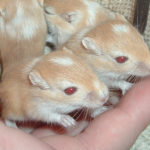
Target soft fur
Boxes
[64,19,150,95]
[43,0,124,50]
[0,50,109,127]
[0,0,47,70]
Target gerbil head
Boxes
[26,50,109,113]
[0,0,46,40]
[44,0,87,29]
[81,20,150,78]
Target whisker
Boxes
[127,75,133,82]
[72,109,81,119]
[84,108,89,121]
[131,75,134,82]
[75,109,84,121]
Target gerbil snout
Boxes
[86,87,109,108]
[88,92,107,102]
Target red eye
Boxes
[115,56,128,63]
[64,87,77,95]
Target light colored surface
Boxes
[144,6,150,48]
[131,125,150,150]
[96,0,150,149]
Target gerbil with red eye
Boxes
[43,0,124,52]
[65,19,150,97]
[0,50,109,128]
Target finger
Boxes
[0,123,52,150]
[118,76,150,125]
[77,77,150,150]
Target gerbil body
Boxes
[0,0,47,69]
[0,0,109,129]
[44,0,123,50]
[0,50,109,127]
[64,19,150,95]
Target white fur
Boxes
[59,80,76,90]
[98,85,109,100]
[109,49,127,58]
[49,57,74,66]
[44,46,52,54]
[82,0,99,25]
[93,80,109,100]
[5,119,18,128]
[21,19,39,40]
[2,4,40,40]
[28,98,80,127]
[93,80,100,89]
[99,72,133,94]
[0,17,5,32]
[112,24,130,34]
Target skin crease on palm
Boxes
[0,77,150,150]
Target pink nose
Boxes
[87,92,107,103]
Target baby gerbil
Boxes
[64,19,150,96]
[43,0,123,50]
[0,0,47,69]
[0,50,109,128]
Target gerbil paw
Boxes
[91,106,112,118]
[61,115,76,127]
[121,83,133,95]
[5,119,18,128]
[109,95,120,105]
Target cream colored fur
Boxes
[0,50,109,127]
[0,0,47,70]
[64,19,150,95]
[44,0,124,50]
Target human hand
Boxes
[1,77,150,150]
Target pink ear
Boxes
[29,70,50,90]
[82,37,102,55]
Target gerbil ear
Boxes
[82,37,102,55]
[37,0,44,6]
[29,70,50,90]
[115,13,127,22]
[61,11,80,25]
[62,47,73,54]
[44,6,54,15]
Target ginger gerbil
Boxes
[0,50,109,128]
[64,19,150,96]
[43,0,123,50]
